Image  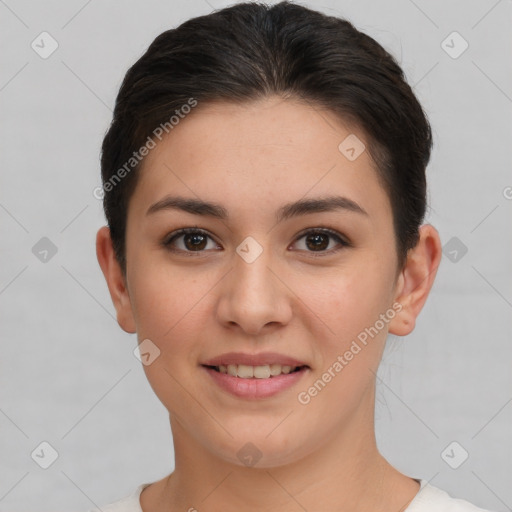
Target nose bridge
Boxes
[234,242,273,298]
[217,237,292,333]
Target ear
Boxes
[96,226,136,333]
[388,224,442,336]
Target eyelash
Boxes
[162,227,351,257]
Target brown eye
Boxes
[183,232,208,251]
[164,228,220,253]
[304,232,330,251]
[292,228,349,255]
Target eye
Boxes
[163,228,221,254]
[162,227,350,256]
[291,228,350,255]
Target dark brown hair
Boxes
[100,1,432,274]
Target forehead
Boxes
[129,96,392,227]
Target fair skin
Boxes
[97,95,442,512]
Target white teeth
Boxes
[237,364,254,379]
[216,364,301,378]
[269,364,282,376]
[253,365,271,378]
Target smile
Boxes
[206,363,305,378]
[201,364,309,399]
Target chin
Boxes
[208,429,314,469]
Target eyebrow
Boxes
[146,195,368,222]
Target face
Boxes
[119,96,405,467]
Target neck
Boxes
[141,394,420,512]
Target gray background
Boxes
[1,0,511,511]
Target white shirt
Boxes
[92,478,494,511]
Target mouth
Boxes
[200,353,310,399]
[202,363,307,379]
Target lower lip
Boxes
[202,366,308,399]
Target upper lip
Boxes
[202,352,309,368]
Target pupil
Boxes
[185,233,207,251]
[306,233,328,251]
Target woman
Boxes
[94,2,492,511]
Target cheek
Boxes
[293,267,392,420]
[129,261,219,401]
[128,254,212,340]
[295,262,394,351]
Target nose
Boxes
[215,244,293,336]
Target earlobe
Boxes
[96,226,137,333]
[388,224,442,337]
